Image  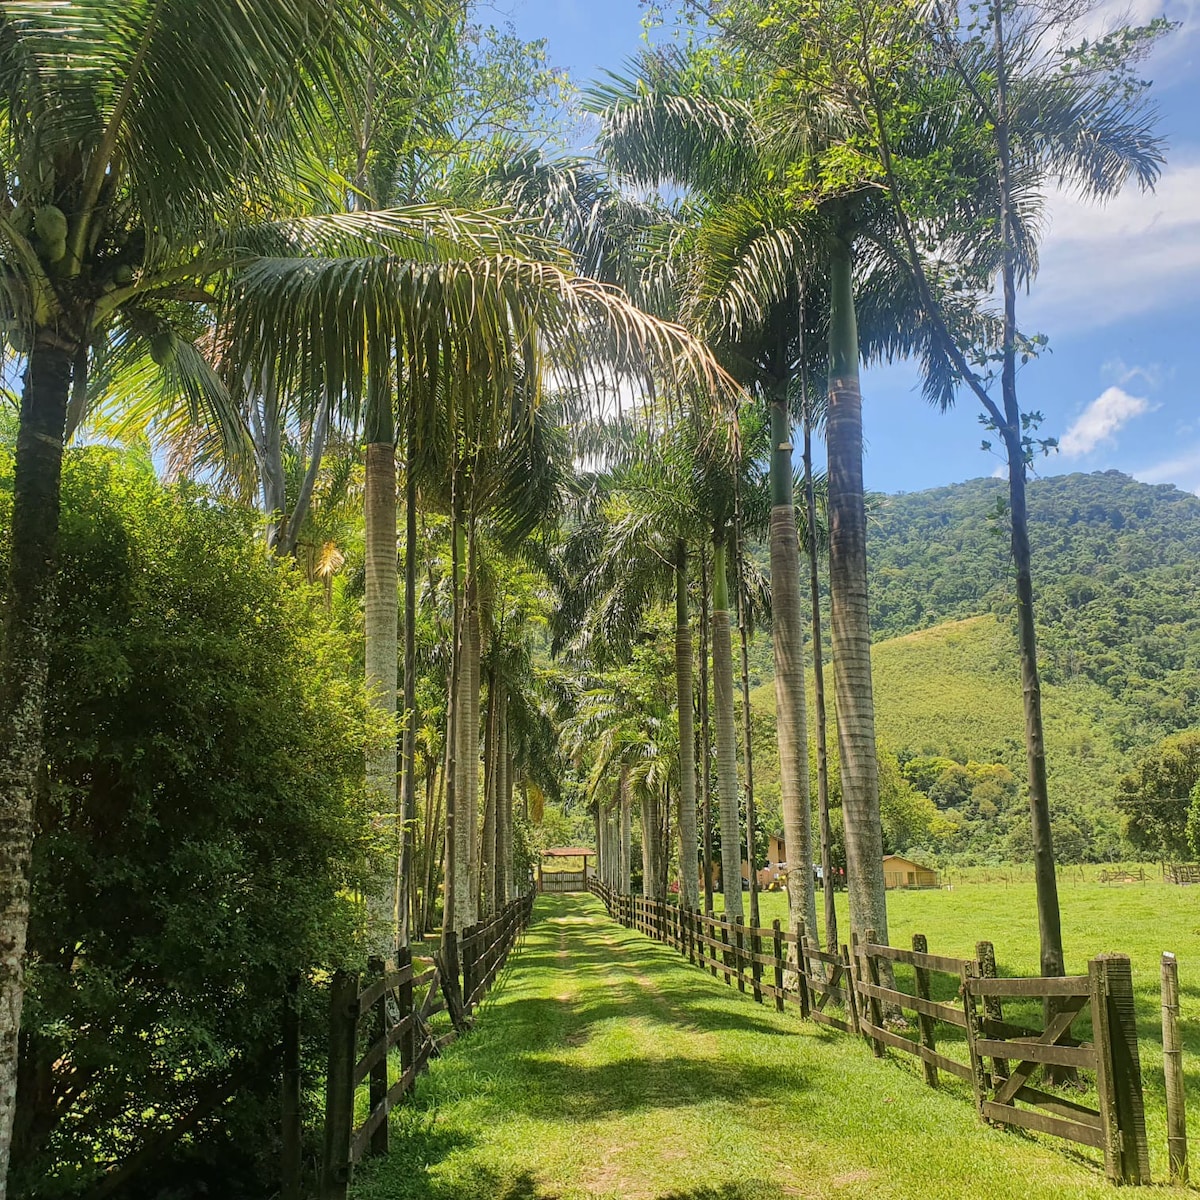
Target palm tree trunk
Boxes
[445,520,465,937]
[495,689,508,904]
[826,237,889,948]
[711,535,744,922]
[480,669,498,916]
[452,528,480,933]
[464,539,481,927]
[504,747,515,897]
[397,419,418,946]
[640,791,656,900]
[802,380,837,954]
[0,342,73,1184]
[364,426,399,958]
[699,544,714,912]
[993,1,1064,984]
[770,380,819,944]
[733,477,761,930]
[674,543,700,911]
[619,765,632,894]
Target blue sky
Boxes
[503,0,1200,496]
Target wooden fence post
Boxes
[975,940,1008,1086]
[751,921,763,1004]
[281,973,302,1200]
[734,918,746,994]
[862,929,884,1058]
[959,962,988,1120]
[841,943,859,1035]
[720,919,731,986]
[398,944,415,1085]
[793,921,810,1021]
[772,920,785,1013]
[708,912,719,979]
[1092,953,1151,1185]
[911,934,938,1088]
[366,956,389,1156]
[1162,952,1189,1185]
[320,970,359,1200]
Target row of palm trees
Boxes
[0,0,1168,1182]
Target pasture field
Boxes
[354,893,1193,1200]
[740,875,1199,1185]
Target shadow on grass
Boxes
[655,1186,777,1200]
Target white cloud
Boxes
[1028,160,1200,332]
[1059,386,1153,456]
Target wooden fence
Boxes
[589,880,1160,1186]
[314,891,535,1200]
[1168,862,1200,885]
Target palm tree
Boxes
[552,415,752,913]
[0,2,388,1176]
[590,43,972,947]
[728,0,1167,981]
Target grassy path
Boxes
[354,894,1186,1200]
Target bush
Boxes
[1,449,369,1197]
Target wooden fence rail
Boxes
[588,879,1161,1186]
[315,891,535,1200]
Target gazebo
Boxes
[538,847,594,894]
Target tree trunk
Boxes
[803,383,837,954]
[699,544,714,913]
[364,436,398,959]
[495,691,509,904]
[397,420,418,946]
[992,1,1064,983]
[444,514,464,938]
[451,530,480,932]
[826,238,888,948]
[770,385,819,944]
[734,475,761,930]
[619,765,632,894]
[674,544,700,911]
[640,791,657,900]
[711,535,744,921]
[480,669,498,917]
[0,341,73,1190]
[504,749,515,897]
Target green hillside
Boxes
[746,470,1200,862]
[868,470,1200,741]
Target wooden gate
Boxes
[961,953,1149,1185]
[540,869,586,893]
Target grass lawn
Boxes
[352,892,1193,1200]
[742,877,1200,1187]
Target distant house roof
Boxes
[542,846,594,857]
[883,855,934,870]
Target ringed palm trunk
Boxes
[803,388,837,953]
[699,546,714,912]
[480,669,498,916]
[769,385,819,944]
[397,419,418,946]
[619,764,632,894]
[452,533,480,932]
[494,689,508,904]
[991,3,1066,987]
[364,418,399,958]
[504,748,515,897]
[640,790,657,900]
[674,543,700,911]
[0,340,74,1180]
[826,237,888,947]
[711,534,744,922]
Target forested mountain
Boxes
[868,470,1200,746]
[747,470,1200,864]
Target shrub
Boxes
[1,449,369,1197]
